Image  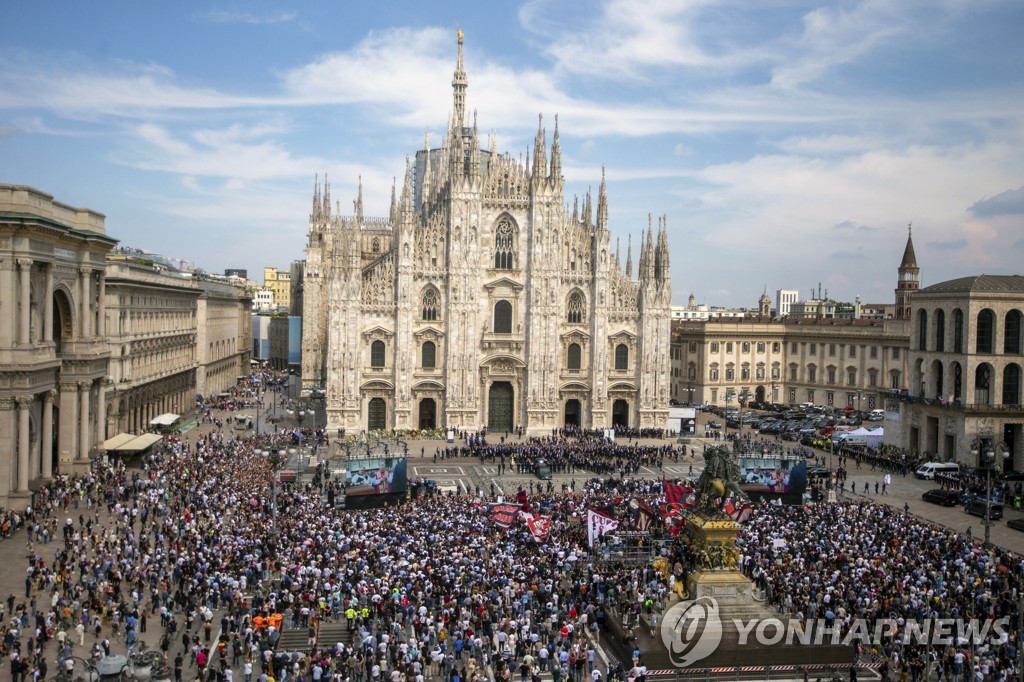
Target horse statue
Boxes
[692,444,747,516]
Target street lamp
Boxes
[970,438,1009,547]
[257,448,281,554]
[724,388,736,443]
[685,383,695,406]
[737,389,751,449]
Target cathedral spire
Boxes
[626,235,633,278]
[657,215,670,282]
[596,166,608,232]
[422,129,432,204]
[583,188,592,227]
[642,217,656,281]
[312,174,320,220]
[323,174,331,219]
[533,113,546,178]
[354,176,364,224]
[549,113,562,181]
[572,196,579,223]
[615,237,621,268]
[469,110,481,179]
[451,27,467,138]
[401,157,414,219]
[389,177,398,225]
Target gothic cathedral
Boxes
[301,33,672,435]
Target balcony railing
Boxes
[906,394,1023,412]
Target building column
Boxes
[16,395,31,492]
[97,272,106,338]
[79,267,91,338]
[96,380,107,447]
[58,383,78,471]
[17,259,32,345]
[41,390,54,480]
[43,264,54,342]
[78,381,91,461]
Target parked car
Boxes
[965,500,1003,520]
[1007,517,1024,532]
[807,466,831,479]
[921,489,960,507]
[707,420,722,429]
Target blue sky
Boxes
[2,0,1023,308]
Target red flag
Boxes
[664,480,693,505]
[525,514,551,542]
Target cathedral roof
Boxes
[921,275,1024,294]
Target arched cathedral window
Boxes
[421,288,439,321]
[567,291,584,324]
[494,220,515,270]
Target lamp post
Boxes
[257,448,281,555]
[724,388,735,443]
[970,439,1009,547]
[737,389,751,449]
[685,383,695,406]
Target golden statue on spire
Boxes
[457,27,463,44]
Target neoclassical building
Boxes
[104,257,253,434]
[301,34,672,434]
[670,231,917,411]
[0,185,116,505]
[899,275,1024,470]
[0,185,252,507]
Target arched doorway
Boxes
[755,385,766,403]
[564,399,581,428]
[53,289,73,352]
[367,398,387,431]
[612,399,630,428]
[418,398,436,430]
[488,382,514,433]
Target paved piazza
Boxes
[1,404,1022,682]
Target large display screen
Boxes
[344,457,408,496]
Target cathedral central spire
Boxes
[451,28,467,135]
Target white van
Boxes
[868,409,885,422]
[915,462,960,480]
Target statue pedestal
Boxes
[685,514,763,618]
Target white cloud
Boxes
[202,10,296,25]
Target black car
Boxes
[965,500,1003,520]
[707,420,722,429]
[807,466,831,479]
[1008,517,1024,532]
[535,459,552,480]
[921,489,960,507]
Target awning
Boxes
[101,433,137,451]
[149,413,180,427]
[115,433,164,453]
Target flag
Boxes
[664,480,693,505]
[625,499,657,532]
[587,509,619,547]
[516,489,529,511]
[523,513,551,542]
[487,502,521,528]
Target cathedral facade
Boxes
[301,35,671,435]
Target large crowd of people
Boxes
[1,413,1021,682]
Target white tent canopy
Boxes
[149,413,179,428]
[101,433,136,450]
